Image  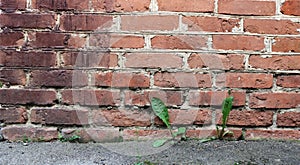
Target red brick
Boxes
[157,0,214,12]
[154,72,212,88]
[277,112,300,127]
[0,51,56,67]
[89,34,144,49]
[244,19,300,35]
[213,35,265,51]
[125,53,182,69]
[62,128,122,143]
[123,129,170,141]
[216,110,273,127]
[0,69,26,85]
[188,53,244,70]
[30,70,88,87]
[91,110,151,127]
[0,0,26,12]
[0,32,24,47]
[124,90,184,106]
[92,0,150,12]
[28,32,86,48]
[216,73,273,89]
[249,55,300,70]
[31,108,89,126]
[154,109,212,126]
[61,89,121,106]
[0,89,56,105]
[151,35,207,50]
[246,129,300,140]
[0,107,27,124]
[277,75,300,88]
[218,0,276,16]
[93,72,150,88]
[61,52,118,68]
[60,14,113,31]
[186,128,242,139]
[2,126,58,142]
[32,0,89,11]
[183,16,240,32]
[0,14,55,29]
[272,37,300,52]
[121,15,179,31]
[250,92,300,109]
[281,0,300,16]
[189,91,246,106]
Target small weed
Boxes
[22,136,32,143]
[58,133,81,142]
[216,91,234,140]
[151,97,186,148]
[0,82,3,88]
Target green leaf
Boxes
[173,127,186,137]
[222,130,234,137]
[153,139,168,148]
[199,137,217,143]
[222,96,234,128]
[151,97,170,128]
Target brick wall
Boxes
[0,0,299,142]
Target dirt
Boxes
[0,139,299,165]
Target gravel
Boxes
[0,139,299,165]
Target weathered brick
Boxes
[123,129,170,141]
[272,37,300,52]
[31,108,89,126]
[0,108,27,124]
[249,55,300,70]
[216,110,273,127]
[61,52,118,68]
[246,129,300,140]
[0,32,24,47]
[125,53,183,69]
[121,15,179,31]
[0,69,26,85]
[124,90,184,106]
[157,0,214,12]
[187,129,242,139]
[32,0,89,11]
[89,34,144,49]
[189,91,246,106]
[61,89,121,106]
[2,127,58,142]
[30,70,88,87]
[182,16,240,32]
[92,0,150,12]
[154,109,212,126]
[277,75,300,88]
[91,110,151,127]
[0,89,56,105]
[0,51,56,67]
[60,14,113,31]
[281,0,300,16]
[277,112,300,127]
[0,0,26,12]
[151,35,207,50]
[218,0,276,16]
[216,73,273,89]
[213,35,265,51]
[188,53,244,70]
[62,128,122,143]
[28,32,86,48]
[154,72,212,88]
[93,72,150,88]
[0,14,55,29]
[250,92,300,109]
[244,19,300,35]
